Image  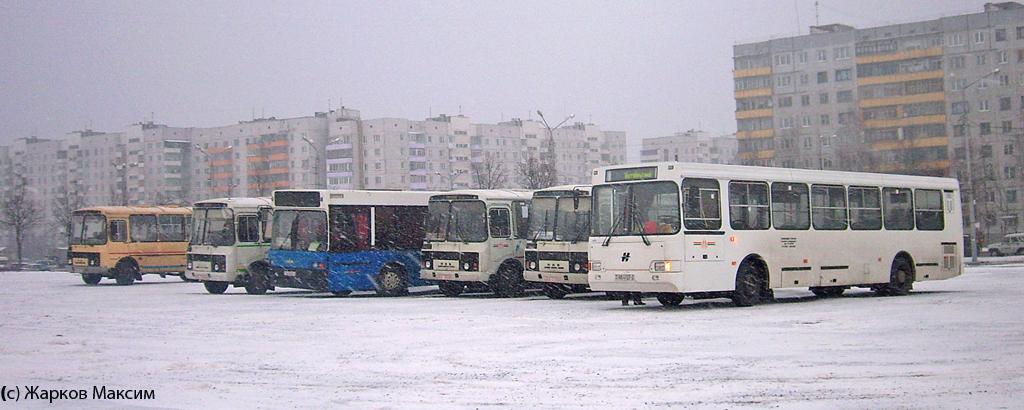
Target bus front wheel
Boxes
[204,281,229,294]
[244,265,269,295]
[377,265,409,297]
[542,283,569,299]
[438,281,464,297]
[81,274,102,285]
[656,293,685,306]
[114,261,136,286]
[876,257,913,296]
[494,264,525,298]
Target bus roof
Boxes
[593,162,960,191]
[429,189,533,202]
[534,185,592,197]
[73,205,192,216]
[193,197,272,208]
[274,189,439,208]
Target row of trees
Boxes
[470,153,559,190]
[0,173,87,265]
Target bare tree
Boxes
[1,174,44,264]
[517,155,557,190]
[471,153,508,189]
[52,184,88,249]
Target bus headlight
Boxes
[650,260,680,273]
[528,261,537,270]
[187,261,193,270]
[424,259,433,269]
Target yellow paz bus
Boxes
[69,206,192,285]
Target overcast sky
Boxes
[0,0,990,149]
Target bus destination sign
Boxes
[606,166,658,182]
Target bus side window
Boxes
[883,187,914,230]
[158,215,187,242]
[811,185,848,230]
[329,205,371,252]
[259,207,273,243]
[914,189,944,231]
[729,181,770,230]
[109,220,128,242]
[849,186,882,230]
[489,208,512,238]
[374,206,426,250]
[129,215,158,242]
[682,178,721,230]
[237,215,261,243]
[512,200,530,239]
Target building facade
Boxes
[733,1,1024,242]
[640,130,738,164]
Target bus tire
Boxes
[494,263,525,298]
[877,257,913,296]
[990,249,1003,257]
[204,281,229,294]
[377,265,409,297]
[732,260,767,307]
[244,264,269,295]
[810,286,845,298]
[656,293,685,306]
[542,283,569,299]
[438,281,465,297]
[81,274,102,285]
[114,260,137,286]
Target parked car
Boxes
[984,233,1024,256]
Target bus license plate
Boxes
[284,270,297,277]
[615,274,635,281]
[73,258,89,266]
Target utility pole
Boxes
[536,110,575,186]
[301,137,322,189]
[958,68,1000,263]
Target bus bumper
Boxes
[587,271,683,293]
[186,270,240,283]
[421,269,489,283]
[269,267,330,291]
[71,266,110,275]
[525,271,588,285]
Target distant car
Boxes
[34,260,55,271]
[985,233,1024,256]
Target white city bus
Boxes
[587,162,963,307]
[185,197,273,294]
[524,185,593,299]
[420,190,533,297]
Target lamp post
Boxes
[301,137,323,189]
[956,67,1000,263]
[536,110,575,185]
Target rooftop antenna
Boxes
[815,0,820,26]
[261,107,265,119]
[328,97,332,111]
[252,106,255,121]
[794,0,801,34]
[459,104,462,115]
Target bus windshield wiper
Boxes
[629,204,652,247]
[601,210,625,247]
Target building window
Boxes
[801,95,810,106]
[802,116,811,127]
[834,47,850,60]
[979,100,990,111]
[781,117,794,128]
[1008,190,1018,204]
[837,90,853,103]
[974,31,986,44]
[800,74,808,85]
[835,69,851,81]
[1018,26,1024,39]
[1006,166,1018,178]
[980,123,992,135]
[819,93,829,104]
[778,96,793,107]
[999,51,1008,64]
[820,114,830,125]
[996,28,1007,42]
[951,101,967,115]
[1006,144,1016,156]
[817,49,827,61]
[798,51,807,63]
[817,71,828,83]
[976,54,987,66]
[1001,97,1012,111]
[949,33,964,46]
[950,56,965,69]
[1003,120,1013,133]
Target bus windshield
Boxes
[71,213,107,245]
[272,210,327,252]
[425,200,488,242]
[592,181,680,236]
[528,196,591,242]
[190,208,235,246]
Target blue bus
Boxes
[247,189,436,296]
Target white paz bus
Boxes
[587,162,963,307]
[524,185,593,299]
[185,197,273,294]
[420,190,533,297]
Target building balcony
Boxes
[859,92,945,109]
[211,159,233,167]
[863,114,946,129]
[326,157,354,164]
[247,153,288,162]
[409,168,427,176]
[856,70,943,86]
[854,47,943,65]
[733,66,771,78]
[738,149,775,160]
[409,155,427,162]
[869,136,948,152]
[410,182,428,190]
[408,142,425,149]
[876,159,950,173]
[734,87,772,99]
[736,129,775,139]
[735,108,773,120]
[326,142,353,150]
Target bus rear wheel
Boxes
[542,283,570,299]
[377,265,409,297]
[494,264,525,298]
[204,281,229,294]
[81,274,102,285]
[244,266,269,295]
[114,261,136,286]
[876,258,913,296]
[810,286,845,298]
[656,293,685,306]
[438,281,464,297]
[732,261,768,307]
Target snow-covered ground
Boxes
[1,266,1023,408]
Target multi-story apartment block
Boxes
[641,130,738,164]
[733,1,1024,242]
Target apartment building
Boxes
[640,130,738,164]
[733,1,1024,241]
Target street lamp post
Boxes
[301,137,322,189]
[956,67,1000,263]
[536,110,575,185]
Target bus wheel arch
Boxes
[877,252,914,296]
[377,262,410,297]
[244,261,271,295]
[494,259,525,298]
[114,258,139,286]
[732,254,771,307]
